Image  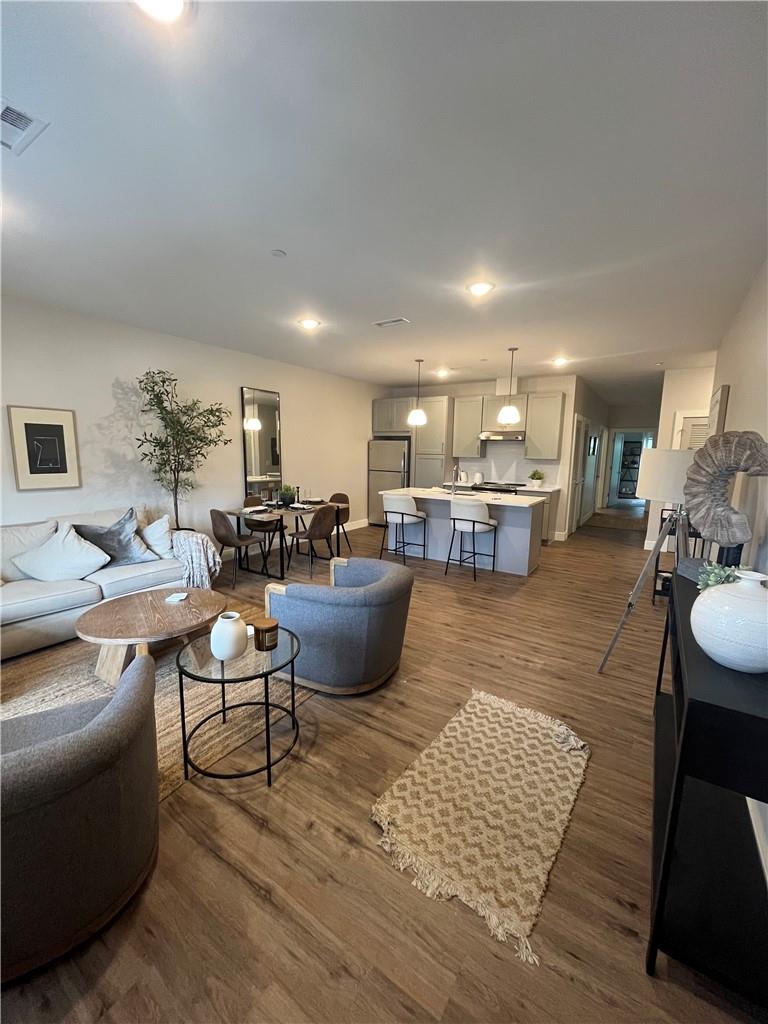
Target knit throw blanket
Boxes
[172,531,222,589]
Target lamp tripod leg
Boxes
[597,513,679,674]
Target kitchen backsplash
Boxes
[457,443,567,489]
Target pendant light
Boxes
[497,347,521,425]
[407,359,428,426]
[243,391,262,431]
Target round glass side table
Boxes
[176,627,300,786]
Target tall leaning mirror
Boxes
[241,387,282,498]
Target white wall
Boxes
[712,262,768,573]
[1,296,382,531]
[644,365,715,548]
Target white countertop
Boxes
[380,487,547,508]
[443,482,561,494]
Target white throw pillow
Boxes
[1,520,57,581]
[12,523,110,582]
[141,515,174,559]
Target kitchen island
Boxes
[379,487,546,576]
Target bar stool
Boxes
[379,493,427,564]
[444,497,497,581]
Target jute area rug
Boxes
[371,690,590,965]
[1,599,313,801]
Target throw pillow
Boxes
[1,520,57,581]
[74,508,158,566]
[12,523,110,581]
[140,514,175,559]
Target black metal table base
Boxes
[178,665,299,787]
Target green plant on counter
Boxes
[528,469,545,481]
[697,561,752,591]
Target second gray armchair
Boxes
[265,557,413,694]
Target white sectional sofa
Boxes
[1,507,186,659]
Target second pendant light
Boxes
[407,358,427,426]
[497,347,521,425]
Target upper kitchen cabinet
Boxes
[452,395,484,457]
[525,393,564,460]
[480,394,528,433]
[372,397,415,434]
[415,396,451,454]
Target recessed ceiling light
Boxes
[467,281,495,298]
[552,357,569,367]
[297,318,321,331]
[435,368,450,379]
[135,0,184,23]
[270,249,287,258]
[655,361,664,366]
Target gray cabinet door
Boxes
[392,397,415,431]
[452,396,484,457]
[413,454,445,488]
[372,398,394,433]
[481,394,528,431]
[525,393,564,460]
[415,397,448,454]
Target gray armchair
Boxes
[1,656,158,982]
[265,557,414,694]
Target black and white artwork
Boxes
[8,406,81,490]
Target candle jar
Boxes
[252,615,279,651]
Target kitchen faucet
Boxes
[451,464,460,495]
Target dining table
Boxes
[223,500,350,581]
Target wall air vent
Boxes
[1,99,50,155]
[372,317,411,328]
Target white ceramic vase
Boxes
[689,570,768,674]
[529,479,543,489]
[210,611,248,662]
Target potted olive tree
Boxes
[136,369,231,529]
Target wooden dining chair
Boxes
[287,504,336,577]
[210,509,262,588]
[329,492,352,552]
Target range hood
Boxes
[479,428,526,442]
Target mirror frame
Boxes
[240,386,282,498]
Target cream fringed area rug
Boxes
[1,602,313,801]
[371,690,590,965]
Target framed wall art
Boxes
[7,406,81,490]
[707,384,730,437]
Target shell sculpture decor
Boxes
[684,431,768,544]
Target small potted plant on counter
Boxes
[528,469,545,489]
[279,484,296,507]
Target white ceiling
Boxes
[2,2,765,401]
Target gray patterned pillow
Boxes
[73,508,158,566]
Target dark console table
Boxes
[648,573,768,1005]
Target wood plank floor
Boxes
[3,527,763,1024]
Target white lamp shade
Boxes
[407,407,427,426]
[243,416,262,431]
[497,403,521,425]
[636,448,694,503]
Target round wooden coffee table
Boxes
[76,588,227,684]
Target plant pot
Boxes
[690,570,768,673]
[279,493,294,508]
[210,611,248,662]
[528,479,543,489]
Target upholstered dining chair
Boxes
[242,494,281,565]
[380,493,427,564]
[445,497,497,581]
[287,503,336,577]
[210,509,263,588]
[329,491,352,552]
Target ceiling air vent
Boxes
[372,317,411,328]
[1,99,49,155]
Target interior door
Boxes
[569,415,588,534]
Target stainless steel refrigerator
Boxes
[368,436,411,525]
